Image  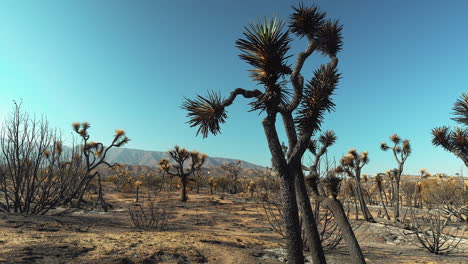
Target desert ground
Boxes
[1,186,466,264]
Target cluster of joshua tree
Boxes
[0,3,466,264]
[181,4,370,263]
[180,3,467,263]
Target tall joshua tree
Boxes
[182,4,344,264]
[336,149,375,222]
[307,131,367,263]
[158,145,206,202]
[380,134,411,219]
[70,122,130,210]
[432,92,468,167]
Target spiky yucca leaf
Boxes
[158,159,171,170]
[452,92,468,126]
[390,134,401,144]
[191,151,207,169]
[360,151,369,164]
[322,172,342,199]
[289,3,325,38]
[380,142,389,151]
[72,122,80,133]
[432,126,468,166]
[308,139,318,155]
[236,17,292,87]
[295,64,340,132]
[115,136,130,147]
[348,148,358,158]
[250,83,292,111]
[115,129,125,137]
[181,92,227,138]
[82,122,90,130]
[169,145,190,162]
[432,126,451,149]
[375,174,384,191]
[319,130,337,147]
[453,127,468,148]
[340,154,355,167]
[402,139,411,154]
[316,20,343,56]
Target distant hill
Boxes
[104,147,265,170]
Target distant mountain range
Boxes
[104,147,265,170]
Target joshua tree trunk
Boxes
[379,190,391,220]
[282,110,326,263]
[181,175,188,202]
[381,135,411,220]
[394,165,403,219]
[96,174,109,212]
[353,194,359,220]
[263,111,304,264]
[321,197,366,264]
[388,180,395,207]
[136,187,140,203]
[354,178,374,222]
[305,170,366,264]
[393,182,400,219]
[294,169,327,264]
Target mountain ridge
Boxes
[104,147,265,170]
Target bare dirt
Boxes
[0,189,466,264]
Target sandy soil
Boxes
[0,189,466,264]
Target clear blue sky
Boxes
[0,0,466,176]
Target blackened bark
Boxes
[394,162,405,219]
[393,180,400,219]
[379,190,391,220]
[308,173,366,264]
[294,168,327,264]
[282,111,326,264]
[318,196,366,264]
[263,110,304,264]
[181,175,188,202]
[354,177,374,222]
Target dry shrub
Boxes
[401,179,417,206]
[107,173,135,193]
[141,172,165,193]
[421,177,467,221]
[255,190,359,252]
[127,193,169,230]
[255,192,285,237]
[403,208,466,255]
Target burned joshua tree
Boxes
[380,134,411,220]
[336,149,375,223]
[181,4,357,263]
[68,122,130,211]
[158,145,206,202]
[306,131,366,263]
